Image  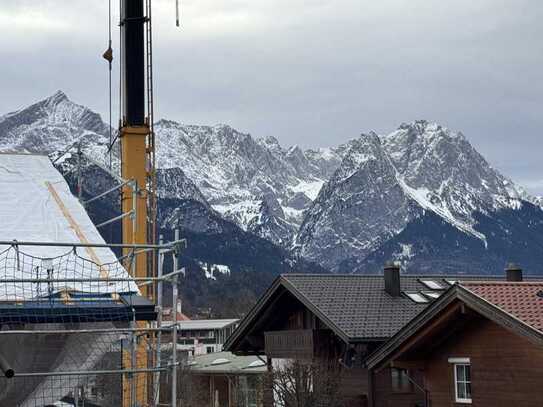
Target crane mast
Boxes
[121,0,149,297]
[120,0,154,404]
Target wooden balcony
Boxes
[264,329,317,359]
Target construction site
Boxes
[0,0,185,406]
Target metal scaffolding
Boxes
[0,239,184,407]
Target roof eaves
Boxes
[223,275,284,352]
[367,284,543,370]
[456,284,543,347]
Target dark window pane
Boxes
[391,368,412,393]
[457,382,467,399]
[457,364,465,381]
[466,382,472,398]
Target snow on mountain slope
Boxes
[383,121,530,237]
[0,92,340,246]
[295,121,543,271]
[154,119,342,244]
[0,91,110,156]
[295,133,422,270]
[3,92,543,275]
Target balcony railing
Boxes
[264,329,316,359]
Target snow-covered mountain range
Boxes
[154,119,342,245]
[295,123,540,271]
[2,91,543,275]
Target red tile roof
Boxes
[460,282,543,333]
[162,307,191,322]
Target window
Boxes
[449,358,472,403]
[239,375,259,407]
[420,279,445,290]
[206,346,215,354]
[391,368,413,393]
[422,291,442,300]
[405,292,429,303]
[211,357,230,366]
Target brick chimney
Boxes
[505,263,523,282]
[384,261,401,297]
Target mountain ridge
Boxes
[2,92,543,277]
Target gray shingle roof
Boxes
[224,273,512,353]
[282,274,503,340]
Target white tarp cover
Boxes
[0,153,137,298]
[0,153,137,406]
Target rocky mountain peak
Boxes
[45,90,69,105]
[332,132,384,180]
[0,91,109,154]
[155,118,178,128]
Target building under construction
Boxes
[0,1,183,406]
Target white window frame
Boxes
[449,358,472,404]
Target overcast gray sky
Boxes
[1,0,543,193]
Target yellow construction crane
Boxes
[104,1,180,404]
[118,0,157,405]
[119,0,153,298]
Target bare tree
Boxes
[267,359,343,407]
[230,374,265,407]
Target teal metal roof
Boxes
[189,351,266,375]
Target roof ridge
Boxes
[460,281,543,285]
[282,273,508,278]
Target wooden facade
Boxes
[420,317,543,406]
[371,368,425,407]
[224,275,536,407]
[255,290,425,407]
[367,283,543,407]
[264,329,316,359]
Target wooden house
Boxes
[367,279,543,407]
[224,263,523,406]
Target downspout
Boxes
[368,369,374,407]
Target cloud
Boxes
[1,0,543,192]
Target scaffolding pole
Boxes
[171,229,180,407]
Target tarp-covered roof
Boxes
[0,153,137,298]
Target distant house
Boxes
[224,264,527,407]
[367,279,543,407]
[185,351,266,407]
[163,316,239,356]
[162,304,192,323]
[179,319,239,355]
